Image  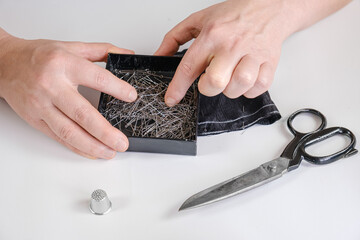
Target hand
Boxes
[156,0,351,106]
[155,0,296,106]
[0,33,137,159]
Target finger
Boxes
[164,38,211,106]
[198,52,242,97]
[223,55,261,99]
[41,105,118,159]
[52,89,129,153]
[155,13,202,56]
[71,57,137,102]
[34,119,97,159]
[64,42,134,62]
[244,62,275,98]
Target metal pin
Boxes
[102,69,197,141]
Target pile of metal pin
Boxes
[102,69,197,141]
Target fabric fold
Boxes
[175,49,281,136]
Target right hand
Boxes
[0,33,137,159]
[155,0,290,106]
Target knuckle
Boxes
[203,22,244,52]
[256,77,272,90]
[102,42,113,48]
[227,37,243,52]
[99,128,113,144]
[71,41,87,52]
[222,91,235,99]
[31,42,67,67]
[187,12,197,20]
[30,44,69,91]
[30,47,68,90]
[244,92,257,99]
[163,32,174,42]
[178,62,193,78]
[95,71,109,88]
[204,21,221,34]
[203,22,227,41]
[206,72,228,90]
[45,46,67,64]
[100,42,114,52]
[244,89,261,99]
[187,12,202,24]
[59,125,74,141]
[88,145,106,157]
[222,88,240,99]
[87,145,99,156]
[74,106,90,124]
[23,113,37,126]
[237,71,255,88]
[35,73,52,90]
[26,94,42,109]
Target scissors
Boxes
[179,108,358,211]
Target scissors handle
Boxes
[287,108,327,136]
[281,108,358,171]
[299,127,357,163]
[281,108,327,161]
[287,127,358,171]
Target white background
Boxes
[0,0,359,239]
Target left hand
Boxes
[0,34,137,159]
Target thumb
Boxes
[65,41,134,62]
[154,14,201,56]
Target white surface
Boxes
[1,1,360,239]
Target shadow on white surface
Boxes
[73,196,130,215]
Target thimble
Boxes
[89,189,112,215]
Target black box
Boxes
[98,53,199,155]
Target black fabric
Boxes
[198,93,281,136]
[175,49,281,136]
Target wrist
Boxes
[279,0,352,38]
[0,28,12,43]
[0,29,16,99]
[276,0,308,39]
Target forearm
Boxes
[0,27,10,40]
[285,0,352,35]
[0,27,11,99]
[0,28,15,47]
[0,28,19,99]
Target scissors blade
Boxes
[179,157,290,211]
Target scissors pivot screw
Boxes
[267,163,277,172]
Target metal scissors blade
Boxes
[179,157,290,211]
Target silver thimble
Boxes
[89,189,112,215]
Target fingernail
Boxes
[85,155,97,160]
[80,153,97,160]
[165,97,177,107]
[128,89,137,102]
[103,148,116,159]
[116,138,128,152]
